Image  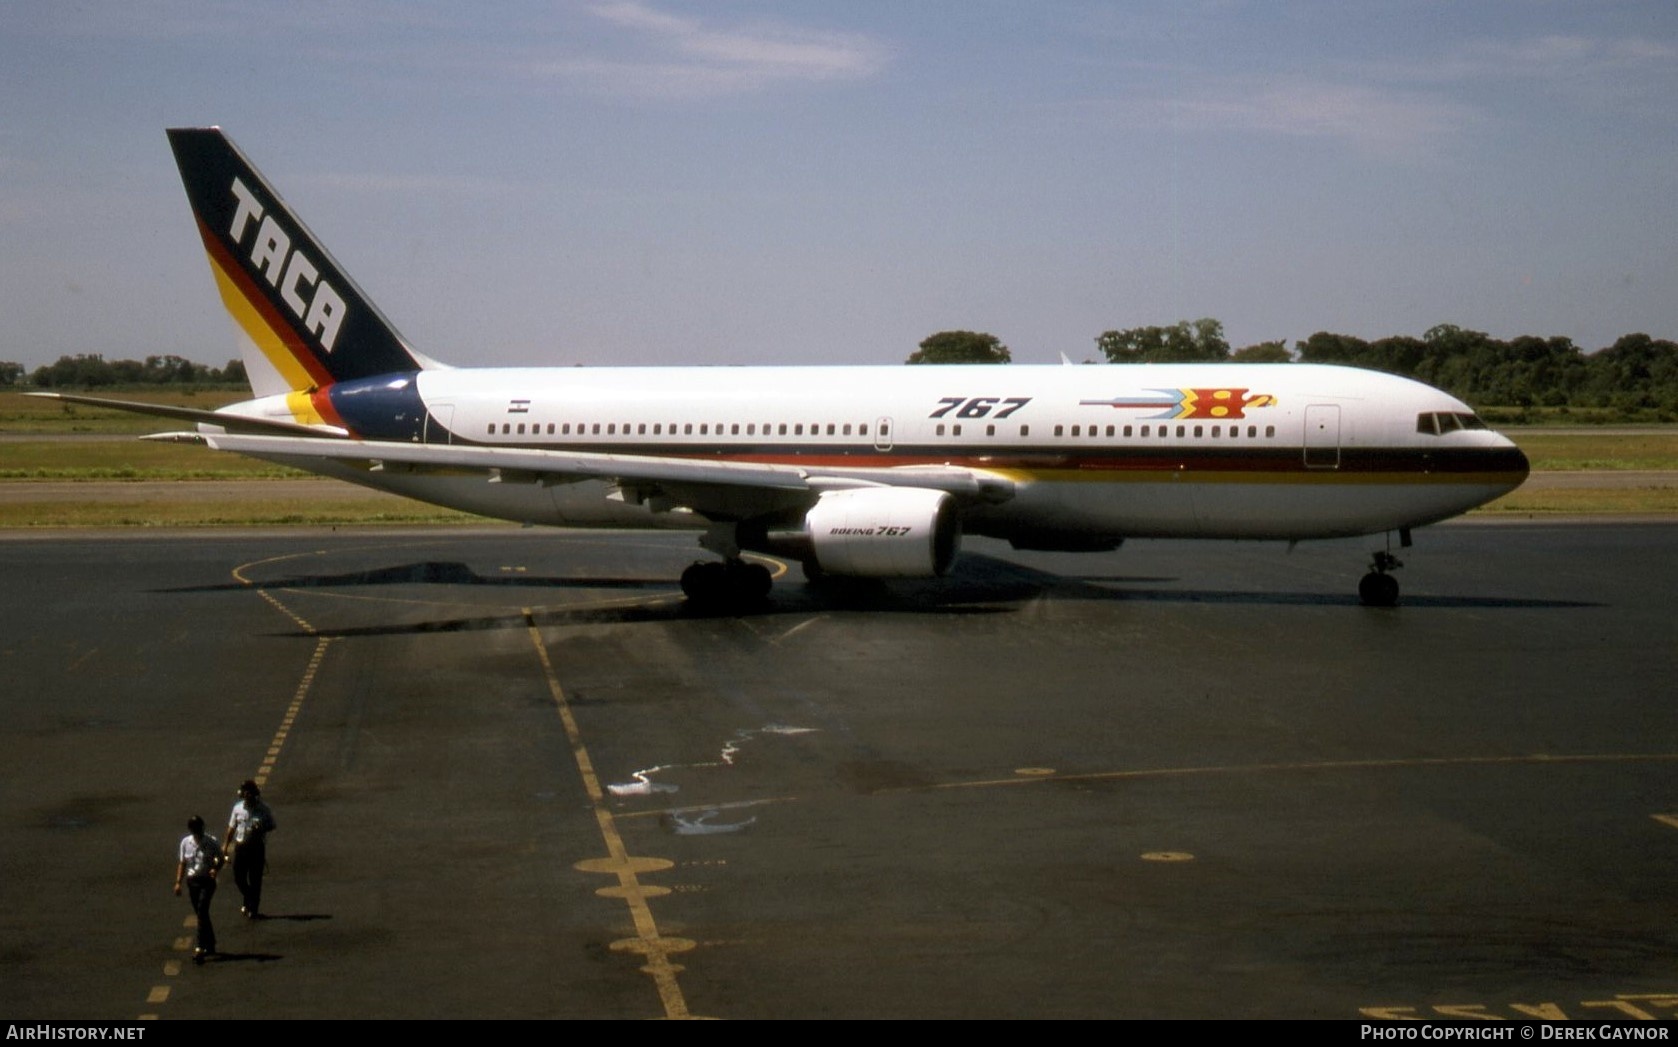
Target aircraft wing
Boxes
[148,431,1016,522]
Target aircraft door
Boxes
[425,404,456,445]
[874,416,894,452]
[1303,404,1340,468]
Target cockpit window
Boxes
[1416,411,1488,435]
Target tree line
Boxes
[9,321,1677,420]
[907,322,1678,419]
[1,354,246,389]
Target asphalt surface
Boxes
[2,521,1675,1020]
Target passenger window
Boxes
[1055,425,1065,437]
[953,424,962,436]
[986,424,995,436]
[936,424,946,436]
[1020,424,1030,436]
[1265,425,1275,438]
[1193,425,1202,438]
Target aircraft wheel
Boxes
[681,560,729,602]
[1358,571,1399,607]
[731,561,773,601]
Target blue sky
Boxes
[1,1,1674,370]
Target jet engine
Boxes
[802,487,960,577]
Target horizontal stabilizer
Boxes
[27,392,349,438]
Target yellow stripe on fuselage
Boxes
[208,253,317,393]
[283,390,331,427]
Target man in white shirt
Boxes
[225,779,277,918]
[173,815,222,963]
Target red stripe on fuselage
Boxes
[448,442,1525,478]
[309,386,348,430]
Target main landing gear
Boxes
[680,559,773,606]
[681,521,774,607]
[1357,527,1412,607]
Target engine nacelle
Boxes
[804,487,960,578]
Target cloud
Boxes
[537,2,891,99]
[1352,33,1678,120]
[1404,34,1678,83]
[1071,29,1677,158]
[1094,77,1471,157]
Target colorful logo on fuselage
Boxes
[1080,388,1277,420]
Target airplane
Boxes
[35,128,1530,607]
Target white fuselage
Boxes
[227,362,1528,544]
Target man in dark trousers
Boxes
[173,815,222,963]
[225,779,277,919]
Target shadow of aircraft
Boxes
[160,560,670,595]
[201,552,1597,640]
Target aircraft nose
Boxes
[1496,433,1531,488]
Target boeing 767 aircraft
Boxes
[37,128,1529,606]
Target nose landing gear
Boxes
[1358,551,1402,607]
[1358,528,1412,607]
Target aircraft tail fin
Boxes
[166,127,441,398]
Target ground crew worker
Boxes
[225,779,276,918]
[174,815,222,963]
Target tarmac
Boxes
[1,521,1675,1019]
